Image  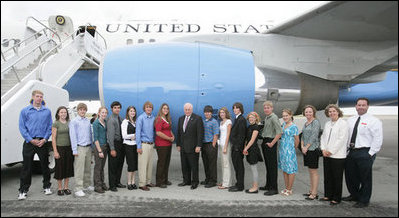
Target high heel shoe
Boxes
[302,191,311,197]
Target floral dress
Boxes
[278,123,299,174]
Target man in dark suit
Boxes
[229,102,247,192]
[177,103,204,190]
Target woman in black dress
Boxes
[243,112,263,194]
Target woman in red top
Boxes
[154,103,175,188]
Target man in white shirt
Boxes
[343,97,383,208]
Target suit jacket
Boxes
[177,113,204,153]
[230,114,247,151]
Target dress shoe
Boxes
[166,181,172,185]
[102,186,109,191]
[57,190,64,196]
[94,188,105,194]
[178,182,191,187]
[228,186,244,192]
[245,189,259,194]
[157,184,167,188]
[139,186,150,191]
[259,186,269,191]
[110,187,118,192]
[205,183,217,188]
[116,184,126,188]
[200,181,208,185]
[264,190,278,196]
[342,195,357,201]
[319,197,330,201]
[146,183,156,187]
[63,189,72,195]
[353,202,369,208]
[190,184,198,190]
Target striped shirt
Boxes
[203,117,219,143]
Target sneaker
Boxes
[18,192,27,200]
[75,190,86,197]
[44,188,52,195]
[84,186,95,192]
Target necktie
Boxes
[183,116,189,132]
[349,116,361,149]
[118,116,122,136]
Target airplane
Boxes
[1,1,398,169]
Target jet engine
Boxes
[100,42,339,131]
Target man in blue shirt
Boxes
[69,103,93,197]
[201,105,219,188]
[18,90,53,200]
[136,101,156,191]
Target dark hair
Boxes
[110,101,122,109]
[232,102,244,114]
[282,108,294,121]
[126,106,137,123]
[302,105,317,118]
[203,105,213,113]
[55,106,70,121]
[324,104,344,118]
[356,97,369,106]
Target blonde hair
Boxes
[77,103,88,111]
[143,101,154,111]
[247,111,260,123]
[32,90,43,96]
[98,106,108,115]
[263,101,273,108]
[218,107,231,120]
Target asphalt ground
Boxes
[1,115,397,217]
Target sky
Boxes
[1,1,328,24]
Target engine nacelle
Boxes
[100,42,255,132]
[100,42,339,133]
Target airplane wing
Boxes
[172,1,397,82]
[265,1,398,41]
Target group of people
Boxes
[18,90,383,208]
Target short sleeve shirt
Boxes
[52,120,71,147]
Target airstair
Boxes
[1,16,107,166]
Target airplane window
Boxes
[127,39,133,45]
[149,39,155,43]
[138,39,144,44]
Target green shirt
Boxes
[261,113,283,138]
[52,120,71,147]
[93,119,107,146]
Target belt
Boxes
[78,144,91,147]
[33,137,44,140]
[350,147,370,151]
[142,141,154,145]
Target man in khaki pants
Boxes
[136,101,156,191]
[69,103,93,197]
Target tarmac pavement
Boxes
[1,115,397,216]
